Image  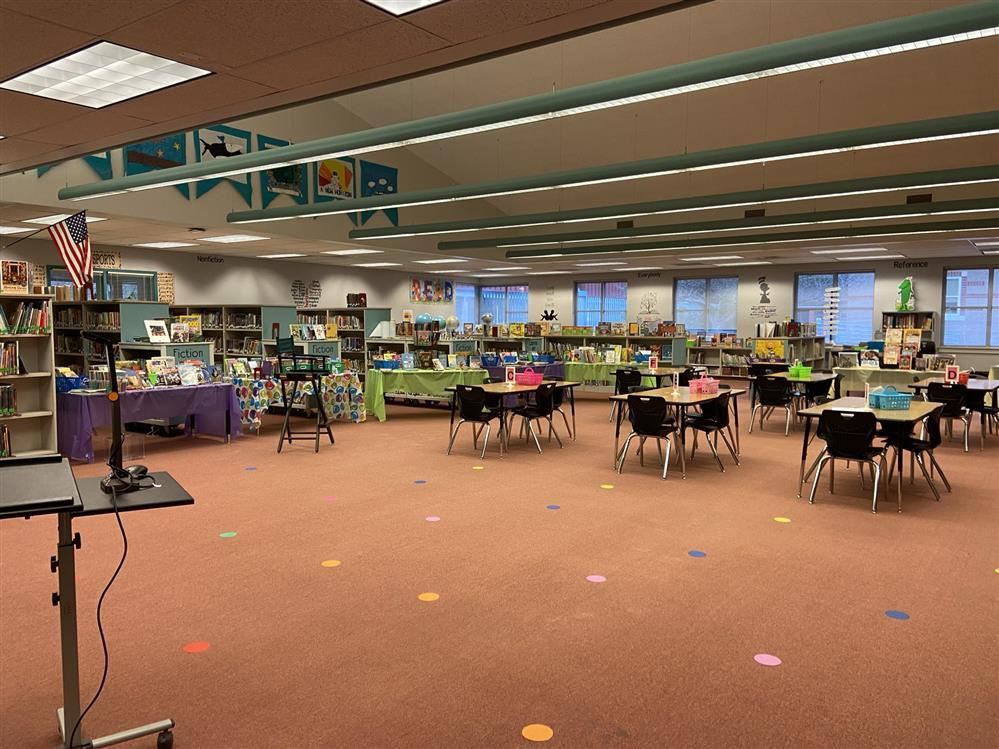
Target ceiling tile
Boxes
[0,137,64,166]
[25,110,154,147]
[0,90,82,137]
[234,19,448,89]
[1,1,184,36]
[110,74,276,120]
[405,0,605,44]
[107,0,388,70]
[0,9,95,79]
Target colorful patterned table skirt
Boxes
[232,373,365,429]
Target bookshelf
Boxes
[0,293,57,458]
[749,336,825,364]
[882,311,935,339]
[296,307,391,376]
[687,345,753,376]
[542,335,689,366]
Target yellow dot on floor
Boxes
[418,592,440,602]
[995,568,999,574]
[773,516,791,523]
[522,724,554,742]
[321,559,341,568]
[472,465,485,470]
[600,484,614,490]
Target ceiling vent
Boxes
[616,220,634,230]
[906,193,933,204]
[744,208,766,218]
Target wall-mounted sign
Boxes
[92,248,121,269]
[748,304,778,320]
[893,260,929,269]
[197,255,224,264]
[637,271,661,279]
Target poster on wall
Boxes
[313,156,358,224]
[124,133,189,198]
[258,134,307,208]
[194,124,253,205]
[409,277,453,303]
[37,151,113,181]
[359,160,398,226]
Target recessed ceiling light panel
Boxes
[258,253,305,259]
[414,258,468,264]
[575,261,628,266]
[0,42,210,108]
[353,262,401,267]
[681,255,744,261]
[25,213,106,225]
[715,261,773,266]
[484,266,530,271]
[0,225,32,235]
[201,234,268,243]
[364,0,448,16]
[320,248,383,255]
[133,241,196,248]
[527,271,570,275]
[810,247,889,254]
[836,254,906,260]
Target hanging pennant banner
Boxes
[124,133,190,198]
[258,134,308,208]
[194,124,253,206]
[360,160,398,226]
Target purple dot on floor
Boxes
[546,504,560,510]
[688,550,707,558]
[425,516,441,522]
[586,575,606,583]
[754,653,782,667]
[885,609,910,620]
[414,480,427,484]
[244,466,256,471]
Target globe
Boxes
[445,315,460,330]
[481,313,493,325]
[415,313,433,324]
[432,315,447,329]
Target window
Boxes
[454,283,478,325]
[46,266,77,288]
[478,285,528,324]
[574,281,627,326]
[795,271,875,345]
[105,269,157,301]
[943,268,999,347]
[674,276,738,335]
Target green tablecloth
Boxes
[563,362,657,388]
[364,368,489,421]
[833,367,946,394]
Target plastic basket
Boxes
[56,375,88,393]
[689,377,719,394]
[515,367,544,385]
[531,353,554,364]
[789,365,813,379]
[868,386,913,410]
[481,354,500,367]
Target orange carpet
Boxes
[1,393,997,748]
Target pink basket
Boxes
[689,376,719,394]
[515,367,544,385]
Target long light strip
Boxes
[349,166,999,239]
[57,2,999,200]
[228,114,999,224]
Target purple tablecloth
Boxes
[58,383,241,462]
[484,362,565,381]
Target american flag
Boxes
[48,211,92,288]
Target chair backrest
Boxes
[614,368,642,393]
[678,367,698,386]
[926,382,967,417]
[276,336,296,355]
[532,382,557,415]
[922,404,945,450]
[627,394,670,436]
[455,385,488,420]
[749,362,790,378]
[756,375,792,405]
[549,377,566,406]
[818,410,877,459]
[697,391,731,428]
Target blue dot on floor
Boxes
[546,504,560,510]
[885,609,910,620]
[414,480,427,484]
[244,466,256,471]
[688,550,707,558]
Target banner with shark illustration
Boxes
[123,133,189,198]
[193,124,253,205]
[37,151,113,182]
[359,160,398,226]
[258,134,308,209]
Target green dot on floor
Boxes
[219,531,238,538]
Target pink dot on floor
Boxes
[323,496,335,502]
[182,641,211,654]
[425,516,441,522]
[586,575,607,583]
[754,653,782,667]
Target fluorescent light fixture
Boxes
[320,248,383,255]
[681,255,744,261]
[25,213,106,225]
[0,225,32,234]
[835,254,906,260]
[414,258,468,264]
[810,247,889,254]
[483,266,530,271]
[980,249,999,255]
[575,261,628,266]
[353,262,401,267]
[364,0,448,14]
[201,234,268,243]
[715,261,773,266]
[60,4,999,200]
[972,239,999,247]
[133,241,196,248]
[612,266,663,271]
[527,271,570,275]
[0,134,5,140]
[473,273,514,278]
[424,269,468,274]
[0,41,210,108]
[258,253,305,259]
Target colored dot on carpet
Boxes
[688,550,707,558]
[994,568,999,574]
[522,724,554,742]
[885,609,910,620]
[425,516,441,522]
[586,575,607,583]
[321,559,341,568]
[323,496,335,502]
[418,592,440,602]
[182,641,211,654]
[219,531,237,538]
[773,517,791,523]
[754,653,782,667]
[414,480,427,484]
[472,465,485,470]
[546,505,560,510]
[244,467,256,471]
[600,484,614,490]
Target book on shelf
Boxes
[178,314,202,335]
[0,341,21,375]
[0,424,11,457]
[0,383,17,415]
[2,299,51,334]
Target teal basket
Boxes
[868,386,913,410]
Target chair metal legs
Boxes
[748,404,791,435]
[748,404,760,433]
[617,432,674,479]
[928,451,952,492]
[448,419,502,458]
[913,452,941,501]
[446,418,466,455]
[809,455,884,513]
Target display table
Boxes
[364,368,489,421]
[564,362,664,388]
[989,365,999,380]
[57,382,241,462]
[231,372,365,429]
[833,367,946,395]
[484,362,565,381]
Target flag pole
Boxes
[1,210,87,249]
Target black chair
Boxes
[925,382,970,452]
[677,367,699,387]
[883,405,951,502]
[548,377,573,439]
[749,362,790,408]
[616,394,678,479]
[749,375,794,435]
[447,385,504,459]
[808,411,887,513]
[513,383,563,453]
[275,336,334,453]
[609,368,647,422]
[683,391,739,472]
[963,377,998,451]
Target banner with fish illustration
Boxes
[258,134,307,209]
[123,133,189,198]
[193,124,253,205]
[359,160,398,226]
[37,151,113,182]
[313,156,358,225]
